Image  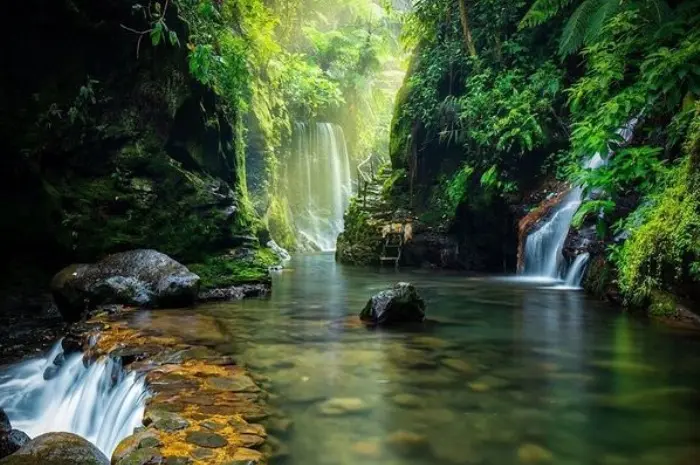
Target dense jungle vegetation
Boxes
[379,0,700,314]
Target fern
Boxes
[559,0,611,56]
[520,0,576,28]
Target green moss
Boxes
[335,198,382,266]
[649,291,679,318]
[265,196,296,251]
[188,248,277,290]
[615,158,700,305]
[583,255,614,299]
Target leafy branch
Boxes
[120,0,179,59]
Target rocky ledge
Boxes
[74,311,281,465]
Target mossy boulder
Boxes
[360,282,426,326]
[188,248,277,292]
[51,249,200,321]
[0,433,109,465]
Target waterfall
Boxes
[0,341,149,458]
[522,118,638,283]
[287,122,353,251]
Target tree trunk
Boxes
[457,0,477,57]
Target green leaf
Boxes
[169,30,179,46]
[151,22,163,46]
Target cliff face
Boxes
[0,0,260,287]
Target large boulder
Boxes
[51,250,200,321]
[0,432,108,465]
[360,283,426,326]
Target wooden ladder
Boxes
[380,232,404,268]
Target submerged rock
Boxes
[51,250,200,321]
[0,432,109,465]
[360,282,426,326]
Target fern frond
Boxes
[520,0,576,28]
[559,0,612,56]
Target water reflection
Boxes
[138,254,700,465]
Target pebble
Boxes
[385,430,429,455]
[351,439,382,458]
[390,393,425,408]
[317,397,370,416]
[442,358,474,374]
[518,443,554,463]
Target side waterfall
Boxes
[286,122,352,251]
[0,341,148,458]
[522,118,638,287]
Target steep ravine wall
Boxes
[0,0,264,300]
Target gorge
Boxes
[1,0,700,464]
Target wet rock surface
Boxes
[0,432,109,465]
[84,312,271,465]
[360,282,426,326]
[51,250,200,321]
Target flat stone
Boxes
[518,443,554,463]
[318,398,370,416]
[185,431,228,449]
[165,457,192,465]
[200,420,226,431]
[208,375,260,393]
[115,447,164,465]
[190,448,213,459]
[385,430,429,455]
[238,424,267,438]
[153,417,189,432]
[351,440,382,458]
[238,434,265,449]
[230,448,264,464]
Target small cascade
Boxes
[286,122,353,251]
[522,118,638,283]
[563,252,590,288]
[0,341,149,458]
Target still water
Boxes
[144,254,700,465]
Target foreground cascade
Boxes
[360,283,426,326]
[0,342,148,459]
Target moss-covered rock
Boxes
[0,433,109,465]
[188,248,277,291]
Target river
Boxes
[127,253,700,465]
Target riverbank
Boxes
[0,304,287,465]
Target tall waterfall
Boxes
[286,122,353,251]
[0,341,148,457]
[522,118,638,286]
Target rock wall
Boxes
[0,0,263,295]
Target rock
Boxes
[114,448,164,465]
[317,398,370,416]
[238,434,265,449]
[207,375,259,393]
[385,431,429,456]
[0,410,9,433]
[351,440,382,458]
[184,431,227,449]
[390,393,425,409]
[441,358,474,374]
[0,432,109,465]
[518,443,554,463]
[0,430,31,460]
[266,417,293,437]
[360,283,426,326]
[51,250,200,321]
